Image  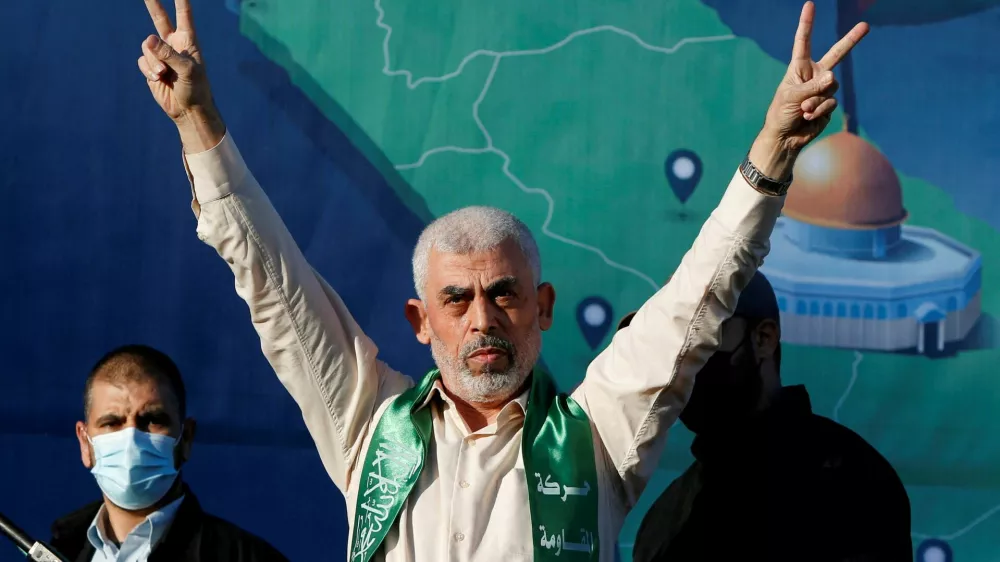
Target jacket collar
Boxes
[148,486,206,562]
[86,493,185,558]
[51,484,204,562]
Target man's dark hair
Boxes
[84,344,187,420]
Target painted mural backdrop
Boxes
[2,0,999,561]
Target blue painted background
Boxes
[0,1,430,560]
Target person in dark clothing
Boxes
[620,273,912,562]
[50,486,285,562]
[49,345,287,562]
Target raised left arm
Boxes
[572,164,781,502]
[571,1,869,503]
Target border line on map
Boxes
[398,55,661,290]
[912,502,1000,541]
[832,351,864,423]
[375,0,735,90]
[378,0,735,291]
[829,348,1000,544]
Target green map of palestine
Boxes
[240,0,1000,555]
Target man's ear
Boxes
[536,283,556,331]
[405,299,431,345]
[76,421,93,470]
[177,418,197,467]
[752,319,780,361]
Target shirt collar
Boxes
[87,494,186,555]
[417,379,530,426]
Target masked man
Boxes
[133,0,867,559]
[49,345,288,562]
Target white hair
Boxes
[412,206,541,299]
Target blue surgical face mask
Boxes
[87,427,181,510]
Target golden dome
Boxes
[784,132,907,229]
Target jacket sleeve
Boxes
[571,170,784,504]
[182,133,414,492]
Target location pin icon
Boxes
[916,539,952,562]
[576,297,613,350]
[665,149,703,204]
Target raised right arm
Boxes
[184,133,413,491]
[135,0,413,491]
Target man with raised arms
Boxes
[134,1,866,559]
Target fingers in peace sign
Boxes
[144,0,196,38]
[140,0,201,84]
[138,0,212,123]
[761,1,869,150]
[792,1,869,73]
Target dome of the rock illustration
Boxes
[783,131,908,229]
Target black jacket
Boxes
[49,487,288,562]
[633,386,912,562]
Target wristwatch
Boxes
[739,155,793,196]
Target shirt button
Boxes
[459,480,470,489]
[454,532,465,542]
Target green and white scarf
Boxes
[349,368,600,561]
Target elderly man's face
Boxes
[406,239,555,405]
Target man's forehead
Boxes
[427,242,531,283]
[88,377,175,414]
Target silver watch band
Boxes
[739,155,792,196]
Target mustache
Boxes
[461,335,515,360]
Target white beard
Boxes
[429,328,541,404]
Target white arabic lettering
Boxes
[543,474,561,496]
[562,528,595,553]
[373,438,420,478]
[539,526,596,555]
[363,470,404,497]
[533,474,592,502]
[539,526,567,555]
[351,526,377,561]
[534,473,565,496]
[560,480,591,502]
[351,436,421,561]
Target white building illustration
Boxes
[760,131,982,355]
